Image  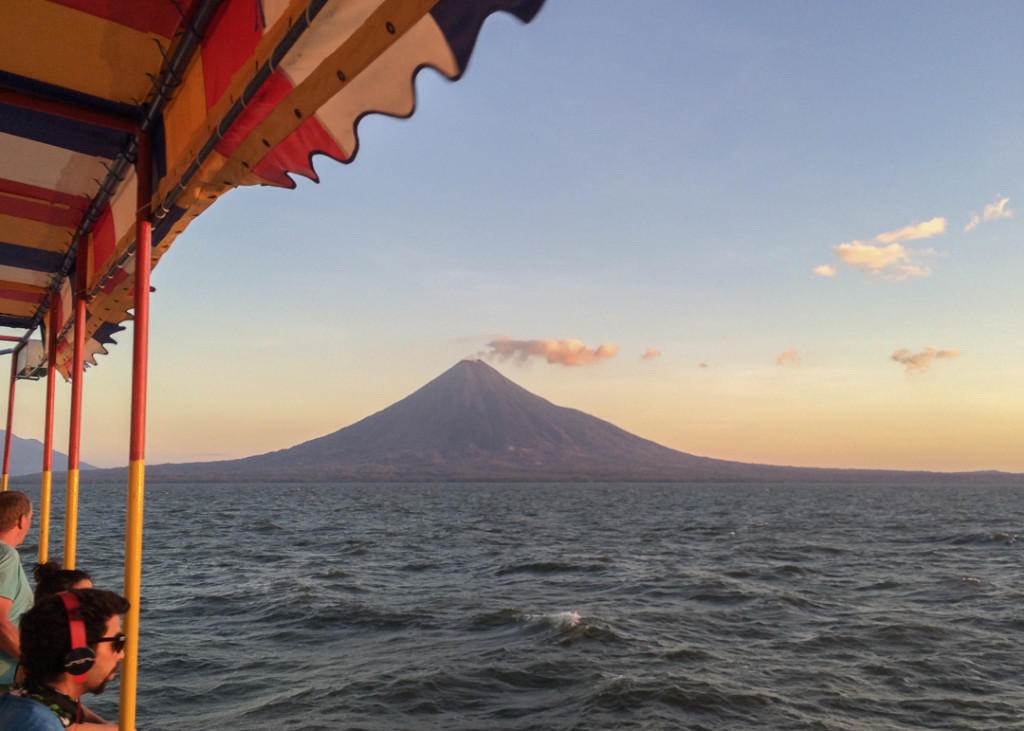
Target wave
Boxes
[496,560,610,575]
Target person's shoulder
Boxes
[0,693,65,730]
[0,543,23,580]
[0,543,17,570]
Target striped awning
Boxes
[0,0,544,375]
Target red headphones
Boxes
[58,591,93,682]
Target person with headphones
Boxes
[0,588,132,730]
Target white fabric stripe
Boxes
[0,132,109,197]
[59,278,72,332]
[277,0,384,86]
[0,264,51,287]
[108,166,138,248]
[312,15,458,155]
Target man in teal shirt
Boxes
[0,491,34,685]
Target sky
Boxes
[5,1,1024,473]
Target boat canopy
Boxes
[0,2,545,728]
[0,0,544,371]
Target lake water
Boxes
[15,481,1024,729]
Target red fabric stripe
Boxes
[252,117,349,187]
[0,288,45,304]
[91,205,116,274]
[0,194,80,228]
[215,70,295,158]
[0,178,89,210]
[46,0,198,38]
[201,0,264,111]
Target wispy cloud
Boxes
[815,217,945,280]
[641,347,661,361]
[891,346,961,372]
[873,218,947,244]
[775,349,800,365]
[965,196,1013,231]
[484,337,619,366]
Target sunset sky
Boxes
[5,1,1023,473]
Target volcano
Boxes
[129,359,1019,484]
[220,358,761,481]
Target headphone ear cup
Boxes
[58,591,91,682]
[64,646,95,675]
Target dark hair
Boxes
[33,561,92,601]
[0,491,30,532]
[19,588,131,683]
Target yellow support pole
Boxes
[63,469,78,569]
[38,309,59,564]
[64,251,88,570]
[120,131,152,731]
[1,355,16,492]
[38,473,51,563]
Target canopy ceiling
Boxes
[0,0,544,376]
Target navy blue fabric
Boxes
[0,102,130,159]
[0,242,64,272]
[431,0,546,72]
[152,204,188,248]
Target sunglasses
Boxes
[96,633,127,653]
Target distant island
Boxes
[29,359,1016,486]
[0,430,96,476]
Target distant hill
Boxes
[0,430,95,476]
[82,359,1021,484]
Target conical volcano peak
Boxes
[411,358,543,409]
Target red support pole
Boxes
[1,356,16,492]
[120,132,152,731]
[65,242,88,569]
[39,308,59,563]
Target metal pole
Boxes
[1,356,15,492]
[39,308,59,564]
[120,132,152,731]
[65,245,88,569]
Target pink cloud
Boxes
[485,337,619,366]
[818,217,945,280]
[891,347,961,372]
[775,349,800,365]
[965,196,1013,231]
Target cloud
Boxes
[872,217,947,244]
[641,347,661,361]
[775,349,800,365]
[817,217,945,280]
[484,337,619,366]
[832,242,935,280]
[965,196,1013,231]
[698,362,709,369]
[890,347,961,372]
